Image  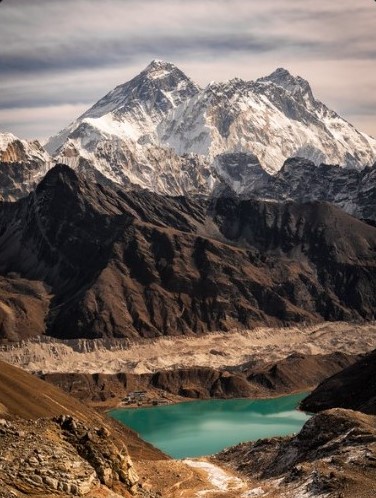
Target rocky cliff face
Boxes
[0,165,375,340]
[301,349,376,415]
[0,133,51,201]
[237,156,376,221]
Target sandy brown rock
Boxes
[0,275,50,341]
[39,352,357,406]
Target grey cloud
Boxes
[0,31,322,79]
[1,0,375,138]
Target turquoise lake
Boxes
[110,392,311,458]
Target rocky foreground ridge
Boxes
[216,408,376,497]
[0,165,376,342]
[0,416,139,497]
[0,359,170,497]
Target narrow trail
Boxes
[183,458,249,497]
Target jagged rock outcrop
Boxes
[0,359,170,497]
[0,165,375,340]
[55,415,139,492]
[0,132,51,201]
[241,156,376,221]
[301,348,376,415]
[216,408,376,497]
[0,417,103,496]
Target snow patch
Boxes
[184,459,244,495]
[44,61,376,195]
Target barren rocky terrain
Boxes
[216,408,376,498]
[1,321,374,375]
[0,359,260,497]
[0,321,374,406]
[6,358,351,498]
[1,165,376,343]
[301,348,376,415]
[0,166,375,496]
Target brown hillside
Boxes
[301,348,376,415]
[0,165,375,340]
[0,359,165,461]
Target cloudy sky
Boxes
[1,0,375,142]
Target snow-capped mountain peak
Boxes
[0,132,51,201]
[45,61,376,195]
[257,67,315,107]
[80,59,200,122]
[46,60,201,158]
[0,132,49,164]
[143,59,184,79]
[260,67,312,92]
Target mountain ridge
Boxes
[0,164,375,341]
[44,60,376,196]
[0,133,51,201]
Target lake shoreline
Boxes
[106,386,313,414]
[109,392,311,459]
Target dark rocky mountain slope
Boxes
[301,348,376,415]
[233,155,376,222]
[0,164,375,341]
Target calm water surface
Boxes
[110,392,310,458]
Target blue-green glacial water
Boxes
[110,392,311,458]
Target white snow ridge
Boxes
[44,60,376,196]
